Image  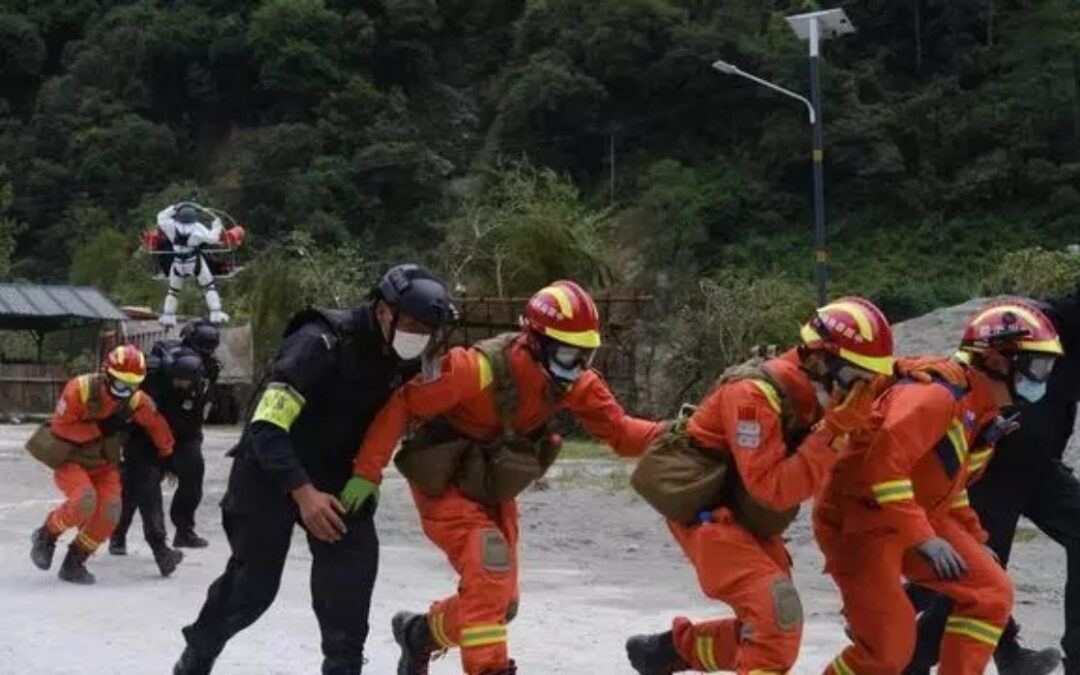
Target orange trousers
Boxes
[45,462,122,554]
[411,484,520,675]
[668,509,803,674]
[815,510,1013,675]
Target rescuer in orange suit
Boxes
[28,344,175,585]
[341,280,664,675]
[625,298,896,675]
[816,299,1065,675]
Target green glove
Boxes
[340,477,379,513]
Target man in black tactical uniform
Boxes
[170,319,222,548]
[172,264,456,675]
[109,345,205,576]
[908,285,1080,675]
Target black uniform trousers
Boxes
[169,438,205,533]
[115,442,168,551]
[909,455,1080,670]
[182,455,378,675]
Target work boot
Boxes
[392,611,437,675]
[173,529,209,549]
[58,545,96,585]
[995,631,1061,675]
[173,646,215,675]
[153,545,184,577]
[30,526,57,570]
[626,631,688,674]
[108,534,127,556]
[482,662,517,675]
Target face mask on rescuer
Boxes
[392,331,431,360]
[109,381,135,399]
[1014,375,1048,404]
[548,359,584,383]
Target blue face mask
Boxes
[1014,375,1047,404]
[547,359,583,383]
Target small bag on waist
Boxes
[26,422,75,469]
[457,432,560,506]
[631,410,729,525]
[394,417,472,498]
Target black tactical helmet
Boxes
[181,319,221,356]
[372,264,457,328]
[168,349,204,379]
[175,203,199,225]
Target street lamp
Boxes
[712,8,855,305]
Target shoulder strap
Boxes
[474,332,521,436]
[717,358,797,437]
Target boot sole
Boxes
[58,572,95,585]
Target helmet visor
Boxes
[1015,353,1056,382]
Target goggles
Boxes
[1012,353,1056,383]
[107,376,138,398]
[550,344,596,371]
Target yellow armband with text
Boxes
[252,383,305,431]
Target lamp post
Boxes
[712,8,855,305]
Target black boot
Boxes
[995,624,1062,675]
[108,534,127,556]
[58,545,96,585]
[626,631,687,675]
[173,529,209,549]
[30,526,57,570]
[173,646,216,675]
[482,662,517,675]
[153,545,184,577]
[392,611,437,675]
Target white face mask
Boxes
[392,330,431,360]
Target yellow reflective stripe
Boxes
[696,633,719,671]
[428,613,455,648]
[748,670,785,675]
[78,375,92,404]
[76,532,98,551]
[969,448,992,472]
[750,379,782,414]
[251,383,306,431]
[947,419,969,465]
[478,353,493,391]
[945,616,1003,646]
[831,654,855,675]
[130,391,144,409]
[872,479,915,504]
[951,491,970,509]
[460,624,507,648]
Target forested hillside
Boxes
[2,0,1080,386]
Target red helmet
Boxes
[522,280,601,349]
[960,300,1063,357]
[104,345,147,386]
[799,297,895,375]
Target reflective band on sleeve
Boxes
[696,633,720,671]
[945,616,1004,647]
[460,624,507,649]
[78,376,92,404]
[951,491,970,509]
[872,479,915,504]
[252,383,306,431]
[831,655,855,675]
[749,380,782,414]
[968,448,992,473]
[76,532,99,552]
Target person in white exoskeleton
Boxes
[155,203,230,326]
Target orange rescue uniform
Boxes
[815,370,1012,675]
[668,350,838,674]
[45,374,174,553]
[353,335,662,675]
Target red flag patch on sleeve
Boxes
[735,404,762,449]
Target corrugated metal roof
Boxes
[0,284,125,330]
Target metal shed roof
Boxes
[0,284,126,331]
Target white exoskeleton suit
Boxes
[155,203,230,326]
